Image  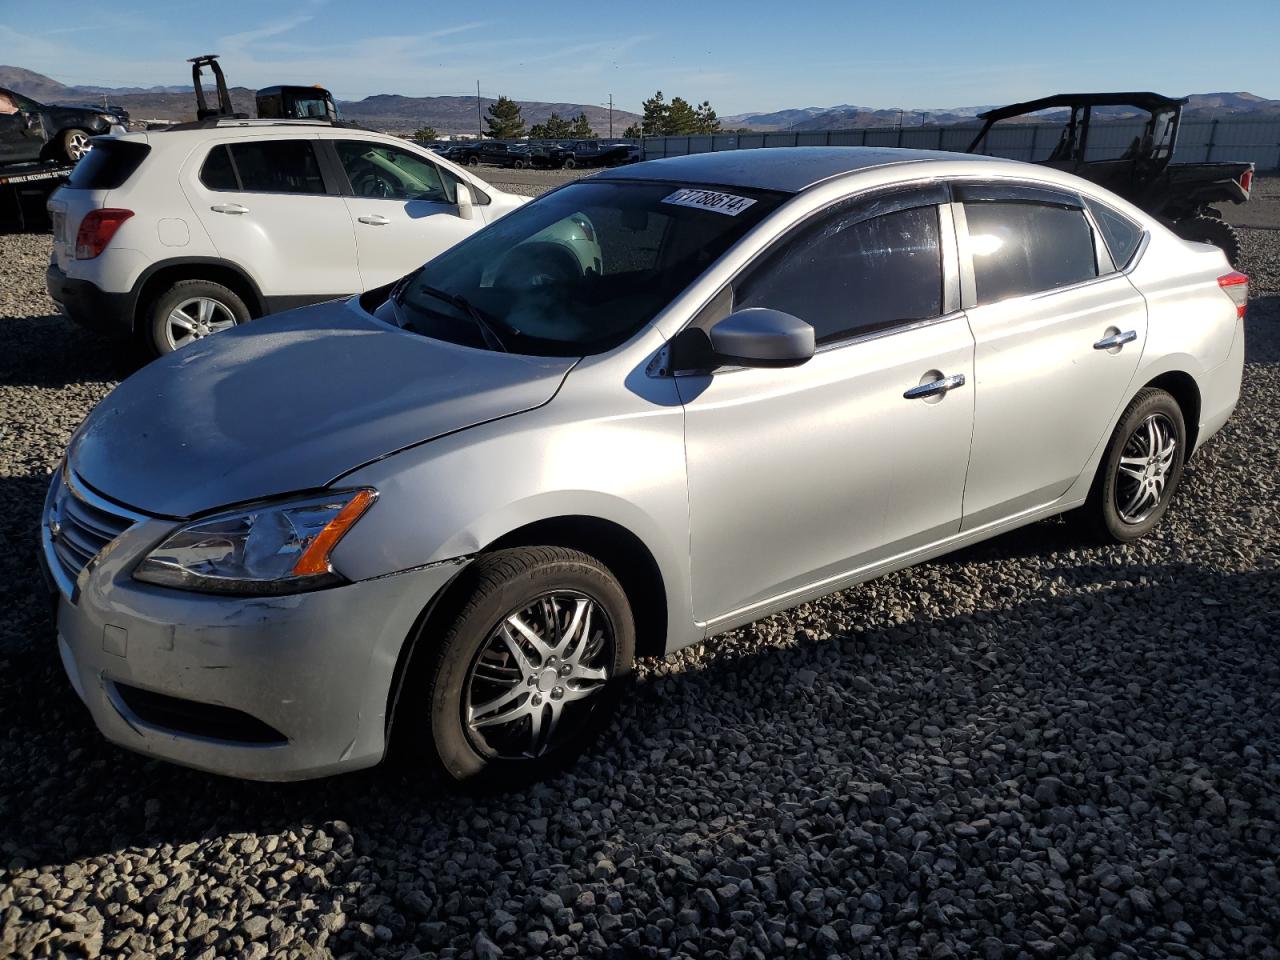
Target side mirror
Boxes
[706,308,815,368]
[455,182,475,220]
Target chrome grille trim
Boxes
[42,469,144,597]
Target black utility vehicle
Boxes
[967,93,1254,265]
[0,88,124,165]
[561,139,638,169]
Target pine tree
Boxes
[666,97,699,135]
[568,113,596,138]
[694,101,721,134]
[529,112,572,139]
[641,91,669,136]
[622,123,642,139]
[484,95,525,139]
[413,125,438,141]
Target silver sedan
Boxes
[43,147,1247,788]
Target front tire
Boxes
[403,547,635,791]
[1172,215,1242,267]
[1086,388,1187,542]
[145,279,250,355]
[563,156,577,169]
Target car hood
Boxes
[67,299,575,518]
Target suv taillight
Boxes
[75,208,134,259]
[1218,271,1249,319]
[1239,169,1254,195]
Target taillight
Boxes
[1239,169,1253,195]
[75,208,134,259]
[1218,271,1249,319]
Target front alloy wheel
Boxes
[405,546,635,790]
[465,592,614,759]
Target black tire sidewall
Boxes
[414,549,635,790]
[147,280,250,356]
[60,128,90,161]
[1092,389,1187,542]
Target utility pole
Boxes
[476,81,482,138]
[608,94,614,137]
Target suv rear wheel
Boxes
[145,279,250,355]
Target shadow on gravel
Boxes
[0,311,143,388]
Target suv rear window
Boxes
[65,141,151,190]
[200,140,328,194]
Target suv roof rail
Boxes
[164,117,368,132]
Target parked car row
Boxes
[432,138,640,170]
[41,138,1246,790]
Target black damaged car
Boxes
[0,87,127,165]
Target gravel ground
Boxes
[1,226,1278,960]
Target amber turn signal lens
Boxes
[291,489,377,576]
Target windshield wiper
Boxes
[414,284,509,352]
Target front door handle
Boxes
[903,373,966,400]
[1093,329,1138,351]
[358,214,390,226]
[210,203,248,215]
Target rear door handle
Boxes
[210,203,248,215]
[1093,329,1137,350]
[358,214,390,226]
[903,373,966,400]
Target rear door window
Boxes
[963,201,1097,304]
[220,139,327,194]
[735,204,945,344]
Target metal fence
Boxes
[639,118,1280,170]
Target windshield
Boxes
[385,180,784,356]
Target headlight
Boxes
[97,113,117,124]
[134,489,376,594]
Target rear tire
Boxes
[59,128,93,162]
[1085,388,1187,543]
[1172,215,1242,267]
[467,155,480,167]
[145,279,250,356]
[402,547,635,792]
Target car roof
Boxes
[977,92,1187,122]
[592,146,1002,194]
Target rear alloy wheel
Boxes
[60,128,93,162]
[146,279,250,355]
[1086,387,1187,542]
[1173,215,1242,267]
[405,547,635,790]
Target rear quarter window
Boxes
[65,141,151,189]
[1085,198,1144,269]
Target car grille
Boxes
[45,470,140,591]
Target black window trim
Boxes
[950,179,1122,310]
[199,136,342,197]
[676,182,960,362]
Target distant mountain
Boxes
[4,66,1276,134]
[0,65,639,135]
[725,92,1280,130]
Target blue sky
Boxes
[3,0,1277,115]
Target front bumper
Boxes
[46,261,134,334]
[45,478,466,781]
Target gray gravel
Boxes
[1,226,1279,960]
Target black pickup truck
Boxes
[967,93,1254,266]
[0,87,125,165]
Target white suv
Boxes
[46,120,528,354]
